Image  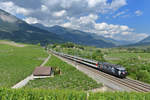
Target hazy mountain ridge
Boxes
[33,23,135,46]
[32,24,117,47]
[125,35,150,47]
[139,36,150,43]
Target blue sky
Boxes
[0,0,149,41]
[99,0,150,34]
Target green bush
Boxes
[92,50,105,62]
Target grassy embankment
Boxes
[0,42,48,87]
[26,55,101,90]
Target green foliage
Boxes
[89,92,150,100]
[26,55,101,90]
[37,43,41,46]
[52,43,58,48]
[0,88,87,100]
[61,42,75,48]
[0,44,48,87]
[51,43,105,62]
[137,70,150,82]
[0,88,150,100]
[115,58,150,83]
[92,50,105,62]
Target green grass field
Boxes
[105,53,150,62]
[25,55,101,90]
[0,43,48,87]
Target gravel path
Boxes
[12,55,51,89]
[0,41,25,47]
[12,75,34,88]
[40,55,51,66]
[54,54,131,92]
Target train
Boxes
[51,50,128,78]
[96,62,128,78]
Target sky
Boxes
[0,0,149,42]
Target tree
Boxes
[61,42,74,48]
[136,70,150,83]
[92,50,105,61]
[37,43,41,46]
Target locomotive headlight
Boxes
[118,71,121,75]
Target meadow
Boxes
[0,43,48,87]
[26,55,101,90]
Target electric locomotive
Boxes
[96,62,127,78]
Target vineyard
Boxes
[0,43,48,87]
[0,88,150,100]
[26,55,101,90]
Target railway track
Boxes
[85,66,150,92]
[52,51,150,92]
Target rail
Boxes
[51,50,150,92]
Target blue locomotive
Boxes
[96,62,127,78]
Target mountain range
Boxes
[32,23,118,47]
[32,23,135,46]
[126,36,150,47]
[0,9,63,45]
[0,9,149,47]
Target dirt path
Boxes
[88,86,113,92]
[12,55,51,89]
[0,41,25,47]
[40,55,50,66]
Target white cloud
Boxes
[87,0,107,8]
[0,0,127,22]
[135,10,143,16]
[113,11,126,18]
[110,0,127,10]
[53,10,66,17]
[16,8,31,16]
[23,17,40,24]
[95,23,108,30]
[79,14,98,24]
[0,13,17,23]
[0,1,32,16]
[41,5,48,12]
[61,14,147,42]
